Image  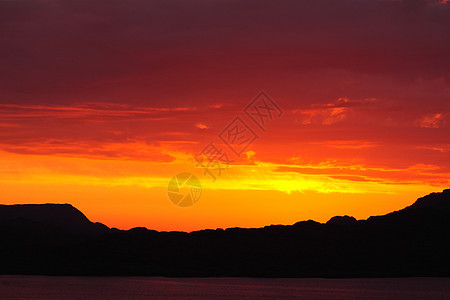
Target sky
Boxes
[0,0,449,231]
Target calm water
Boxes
[1,276,450,299]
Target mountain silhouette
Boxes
[0,189,449,277]
[0,204,109,235]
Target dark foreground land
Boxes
[0,190,449,277]
[2,276,450,299]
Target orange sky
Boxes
[0,0,449,231]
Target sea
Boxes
[0,276,449,299]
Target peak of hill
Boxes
[365,188,450,224]
[407,189,450,210]
[0,203,108,235]
[326,215,357,225]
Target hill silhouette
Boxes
[0,204,109,235]
[0,189,449,277]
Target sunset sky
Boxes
[1,0,449,231]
